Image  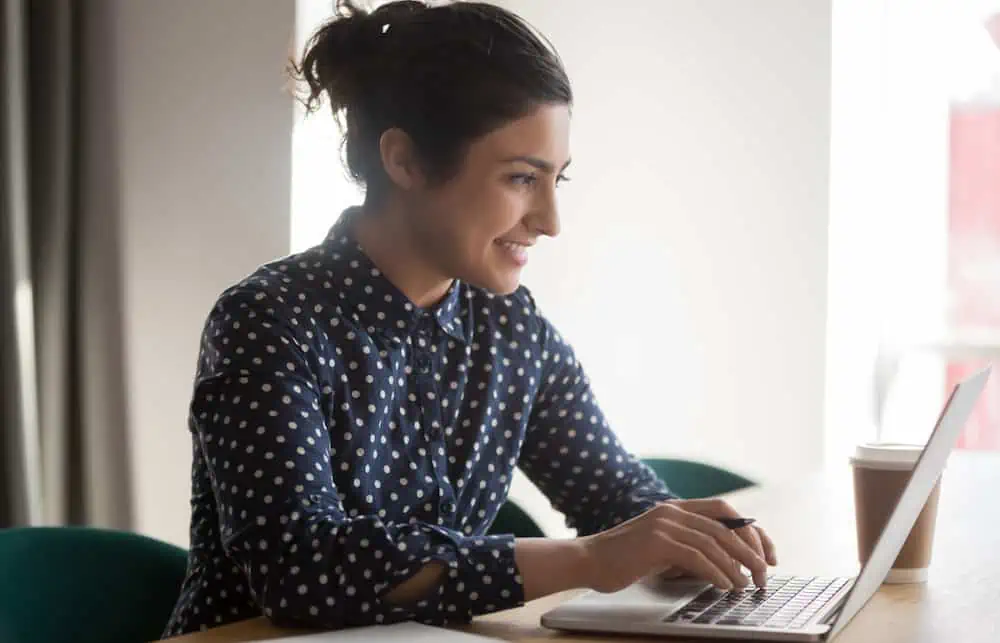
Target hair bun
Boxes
[369,0,426,25]
[296,1,433,113]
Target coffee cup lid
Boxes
[850,443,925,470]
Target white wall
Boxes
[114,1,295,546]
[491,0,833,535]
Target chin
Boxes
[492,279,521,295]
[465,268,522,295]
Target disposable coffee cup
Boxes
[849,443,942,584]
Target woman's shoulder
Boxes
[203,244,335,330]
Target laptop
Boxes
[541,366,992,642]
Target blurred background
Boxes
[3,0,999,546]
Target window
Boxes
[827,0,1000,458]
[945,11,1000,449]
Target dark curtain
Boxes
[1,0,132,528]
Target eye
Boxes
[508,173,537,187]
[556,174,572,185]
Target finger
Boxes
[658,567,687,580]
[661,506,768,587]
[659,519,748,589]
[736,527,768,587]
[657,533,735,590]
[671,498,738,518]
[736,525,766,570]
[755,526,778,566]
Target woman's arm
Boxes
[388,538,590,604]
[379,287,775,602]
[513,538,591,600]
[517,310,676,537]
[508,297,773,588]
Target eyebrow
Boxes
[501,155,572,173]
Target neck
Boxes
[352,200,453,309]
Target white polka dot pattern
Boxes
[162,210,673,637]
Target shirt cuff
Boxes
[439,533,524,622]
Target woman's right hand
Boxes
[578,502,771,593]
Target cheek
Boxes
[462,182,527,242]
[425,179,527,264]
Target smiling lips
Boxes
[495,239,532,266]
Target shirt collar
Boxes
[322,208,467,344]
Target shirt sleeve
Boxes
[518,305,677,537]
[193,287,524,629]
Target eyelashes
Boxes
[508,173,572,187]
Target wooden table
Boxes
[167,451,1000,642]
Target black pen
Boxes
[717,517,756,529]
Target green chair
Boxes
[0,526,188,643]
[487,459,754,538]
[487,500,545,538]
[642,458,755,499]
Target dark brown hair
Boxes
[293,0,572,204]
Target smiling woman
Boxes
[161,0,775,638]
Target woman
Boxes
[163,0,776,637]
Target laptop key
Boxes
[664,613,697,623]
[716,618,745,626]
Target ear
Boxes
[378,128,424,191]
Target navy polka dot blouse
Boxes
[163,209,674,637]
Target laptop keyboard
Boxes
[663,576,852,630]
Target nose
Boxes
[526,189,561,238]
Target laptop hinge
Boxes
[821,607,843,625]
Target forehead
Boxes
[470,104,571,163]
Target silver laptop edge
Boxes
[825,366,991,639]
[540,366,992,641]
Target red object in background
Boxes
[947,107,1000,326]
[946,85,1000,450]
